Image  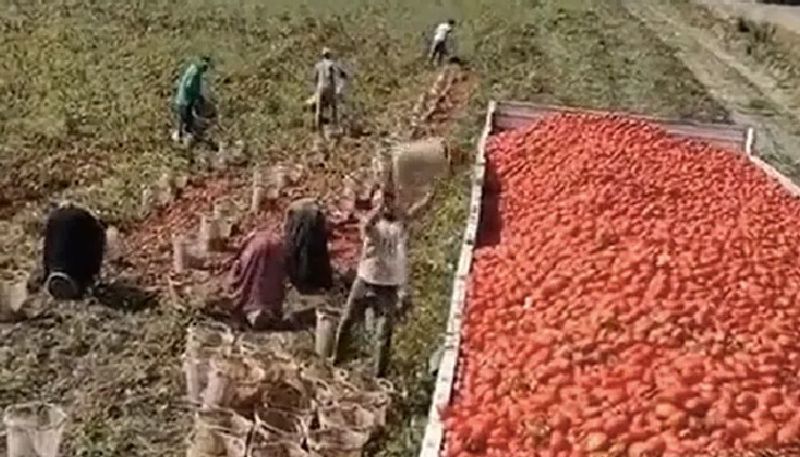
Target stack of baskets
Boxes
[182,321,395,457]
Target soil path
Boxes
[623,0,800,173]
[697,0,800,33]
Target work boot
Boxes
[46,272,81,300]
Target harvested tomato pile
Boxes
[444,113,800,457]
[123,173,363,286]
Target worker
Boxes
[228,229,287,329]
[172,56,211,143]
[228,198,334,329]
[313,47,348,131]
[41,204,107,300]
[284,198,334,295]
[429,19,456,67]
[333,186,432,377]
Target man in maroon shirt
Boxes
[229,230,287,329]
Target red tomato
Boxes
[446,113,800,457]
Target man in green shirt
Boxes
[173,56,211,142]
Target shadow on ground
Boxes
[92,280,158,312]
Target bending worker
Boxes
[228,198,333,329]
[313,47,348,131]
[173,56,211,143]
[333,187,432,377]
[429,19,456,67]
[41,204,107,300]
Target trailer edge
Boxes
[418,100,495,457]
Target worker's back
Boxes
[229,231,286,322]
[175,63,202,106]
[284,198,333,293]
[43,205,106,299]
[315,58,339,92]
[358,216,406,287]
[433,22,452,43]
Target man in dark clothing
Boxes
[42,204,106,300]
[284,198,333,294]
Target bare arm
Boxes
[405,190,435,220]
[361,205,382,238]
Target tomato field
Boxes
[2,0,800,456]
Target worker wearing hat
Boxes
[313,47,348,131]
[173,56,212,143]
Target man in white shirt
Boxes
[429,19,456,66]
[313,47,348,131]
[333,187,431,377]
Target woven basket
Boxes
[390,137,449,211]
[307,426,369,457]
[3,402,66,457]
[254,406,307,441]
[202,355,266,410]
[318,401,377,434]
[187,407,251,457]
[247,440,308,457]
[261,380,315,419]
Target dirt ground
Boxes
[698,0,800,33]
[4,0,800,456]
[623,0,800,179]
[628,0,800,173]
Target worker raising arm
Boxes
[333,187,431,377]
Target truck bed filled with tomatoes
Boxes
[442,112,800,457]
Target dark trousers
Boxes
[314,89,338,131]
[175,101,197,137]
[430,40,448,66]
[334,278,399,377]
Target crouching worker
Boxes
[228,230,286,329]
[42,204,107,300]
[228,198,334,329]
[333,188,430,377]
